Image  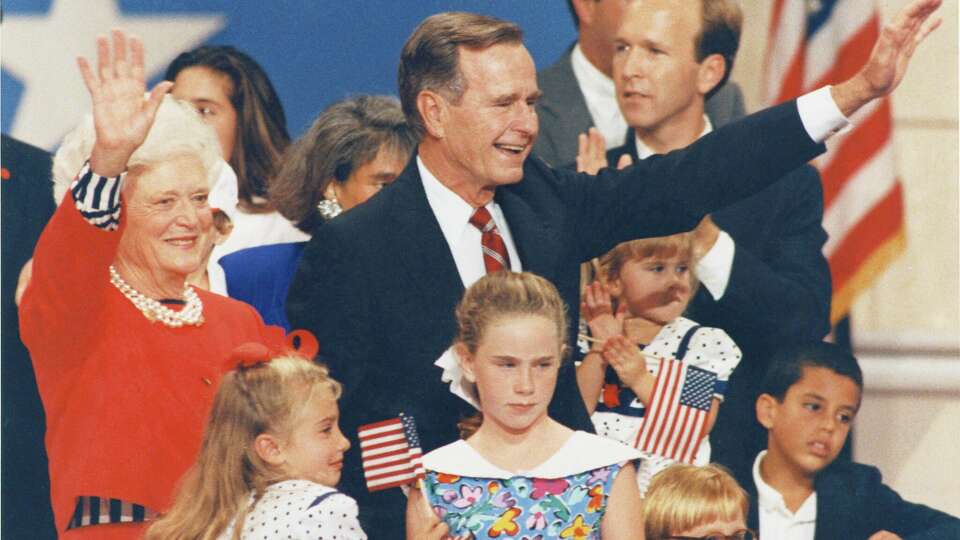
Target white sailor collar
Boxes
[424,431,640,480]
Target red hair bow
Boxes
[225,328,321,371]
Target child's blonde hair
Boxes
[454,272,568,439]
[599,233,695,283]
[146,355,342,540]
[643,463,749,540]
[455,271,568,355]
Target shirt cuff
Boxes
[696,230,735,300]
[796,86,851,143]
[71,160,125,231]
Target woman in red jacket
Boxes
[19,30,284,539]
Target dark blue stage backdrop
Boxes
[2,0,578,150]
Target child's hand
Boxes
[581,281,627,342]
[407,487,461,540]
[602,335,651,389]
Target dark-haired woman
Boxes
[166,46,311,298]
[219,95,417,329]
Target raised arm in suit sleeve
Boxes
[558,100,826,261]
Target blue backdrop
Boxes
[2,0,579,149]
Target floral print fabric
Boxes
[426,464,622,539]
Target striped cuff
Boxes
[71,161,124,231]
[67,496,158,530]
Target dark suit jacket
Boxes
[741,459,960,540]
[1,135,58,540]
[534,46,747,168]
[607,132,831,482]
[287,101,824,538]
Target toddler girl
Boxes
[577,234,741,493]
[414,272,642,539]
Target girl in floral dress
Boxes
[409,272,643,539]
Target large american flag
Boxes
[358,413,425,492]
[633,359,716,464]
[764,0,905,323]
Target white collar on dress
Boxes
[424,431,639,480]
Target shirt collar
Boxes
[417,156,476,249]
[634,114,713,160]
[570,43,615,100]
[753,451,818,522]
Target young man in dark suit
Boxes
[534,0,745,168]
[584,0,833,483]
[286,3,942,536]
[743,342,959,540]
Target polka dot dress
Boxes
[589,316,741,494]
[217,480,367,539]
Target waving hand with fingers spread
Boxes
[831,0,942,117]
[78,29,173,177]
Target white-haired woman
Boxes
[18,31,284,540]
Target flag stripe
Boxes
[635,359,715,463]
[359,414,426,492]
[828,184,904,290]
[823,144,897,256]
[766,0,905,322]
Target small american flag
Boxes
[634,359,716,463]
[358,413,425,491]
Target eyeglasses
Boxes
[666,530,757,540]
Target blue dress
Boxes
[423,431,639,539]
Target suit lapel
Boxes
[539,50,593,138]
[496,185,560,278]
[386,159,465,306]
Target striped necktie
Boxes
[469,206,511,274]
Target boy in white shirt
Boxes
[739,342,958,540]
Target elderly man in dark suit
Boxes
[590,0,831,483]
[534,0,746,168]
[287,4,941,536]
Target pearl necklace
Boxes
[109,265,204,328]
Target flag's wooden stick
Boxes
[577,333,664,362]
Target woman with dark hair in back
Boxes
[165,45,289,212]
[216,95,417,329]
[164,45,314,298]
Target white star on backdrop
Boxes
[2,0,224,149]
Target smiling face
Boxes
[280,392,351,487]
[428,43,540,197]
[172,66,238,160]
[116,154,213,290]
[333,145,409,212]
[612,254,693,325]
[759,366,861,482]
[461,314,561,436]
[613,0,707,140]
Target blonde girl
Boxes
[412,272,642,539]
[146,352,362,540]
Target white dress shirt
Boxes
[753,451,818,540]
[570,44,628,149]
[634,86,848,299]
[418,156,522,288]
